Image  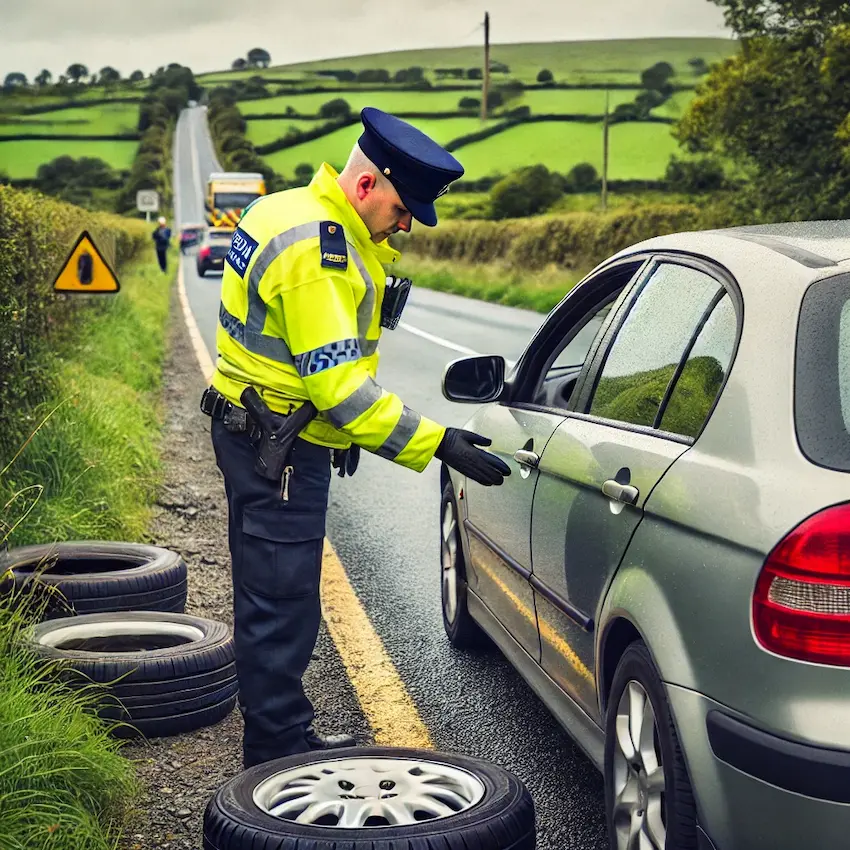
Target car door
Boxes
[462,260,645,660]
[528,257,740,723]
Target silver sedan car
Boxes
[438,222,850,850]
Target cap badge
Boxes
[328,225,337,234]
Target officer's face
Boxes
[356,174,413,243]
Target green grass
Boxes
[395,254,582,313]
[261,117,485,177]
[0,103,140,136]
[278,37,737,84]
[0,590,137,850]
[514,88,643,114]
[455,120,681,180]
[0,248,172,548]
[246,117,326,146]
[0,140,138,178]
[239,89,474,115]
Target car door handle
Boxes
[513,449,540,468]
[601,479,639,505]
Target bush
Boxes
[467,68,483,80]
[459,96,480,110]
[565,162,600,192]
[665,156,727,193]
[319,97,352,119]
[356,69,391,84]
[537,69,554,84]
[488,164,563,219]
[401,203,701,271]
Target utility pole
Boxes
[601,89,610,211]
[481,11,490,123]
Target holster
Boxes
[240,387,318,482]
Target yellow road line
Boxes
[177,276,432,748]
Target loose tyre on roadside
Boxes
[26,610,237,739]
[204,747,535,850]
[0,541,188,618]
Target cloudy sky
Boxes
[1,0,732,80]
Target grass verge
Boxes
[0,588,137,850]
[397,254,583,313]
[1,245,173,549]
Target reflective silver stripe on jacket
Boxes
[219,221,379,363]
[374,406,421,460]
[325,377,383,428]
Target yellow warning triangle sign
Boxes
[52,230,120,293]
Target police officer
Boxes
[201,107,511,769]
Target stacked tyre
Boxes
[2,541,237,739]
[26,610,237,739]
[0,541,188,618]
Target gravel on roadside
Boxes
[118,284,373,850]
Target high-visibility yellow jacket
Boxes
[211,163,445,473]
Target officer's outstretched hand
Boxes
[434,428,511,486]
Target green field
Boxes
[246,118,326,146]
[0,139,138,178]
[0,103,140,136]
[262,117,486,176]
[455,121,681,180]
[515,88,643,113]
[278,38,737,84]
[240,89,478,115]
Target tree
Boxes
[458,96,480,110]
[129,70,145,83]
[34,69,52,86]
[247,48,271,68]
[489,165,563,218]
[641,61,675,91]
[232,58,247,71]
[676,26,850,220]
[319,98,352,119]
[537,69,554,84]
[665,156,727,193]
[293,163,314,185]
[634,88,667,118]
[467,67,483,80]
[3,72,27,89]
[66,63,88,83]
[565,162,600,192]
[356,69,390,83]
[99,66,121,86]
[688,57,710,76]
[711,0,850,38]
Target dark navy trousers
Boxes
[210,418,331,768]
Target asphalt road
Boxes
[173,107,608,850]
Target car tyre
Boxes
[26,610,236,739]
[1,541,187,619]
[604,642,698,850]
[440,482,489,650]
[197,264,206,277]
[203,746,535,849]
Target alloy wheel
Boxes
[441,500,459,625]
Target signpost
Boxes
[136,189,160,222]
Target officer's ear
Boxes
[355,172,378,201]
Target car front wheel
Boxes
[440,482,488,650]
[604,642,697,850]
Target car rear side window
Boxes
[796,273,850,470]
[588,263,724,429]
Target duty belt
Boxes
[199,387,253,432]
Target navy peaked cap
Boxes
[358,107,464,227]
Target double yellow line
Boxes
[178,265,433,748]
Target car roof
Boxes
[601,219,850,284]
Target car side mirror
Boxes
[442,355,506,403]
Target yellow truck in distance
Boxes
[205,172,266,228]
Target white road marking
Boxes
[399,321,515,367]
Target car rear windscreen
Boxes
[796,273,850,471]
[214,192,258,208]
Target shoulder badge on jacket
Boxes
[320,221,347,270]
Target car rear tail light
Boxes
[199,246,210,259]
[754,503,850,665]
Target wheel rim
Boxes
[612,681,667,850]
[441,500,459,624]
[253,756,486,828]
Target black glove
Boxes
[332,445,361,478]
[434,428,511,487]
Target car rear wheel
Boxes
[197,265,206,277]
[203,747,535,849]
[440,483,488,650]
[604,642,697,850]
